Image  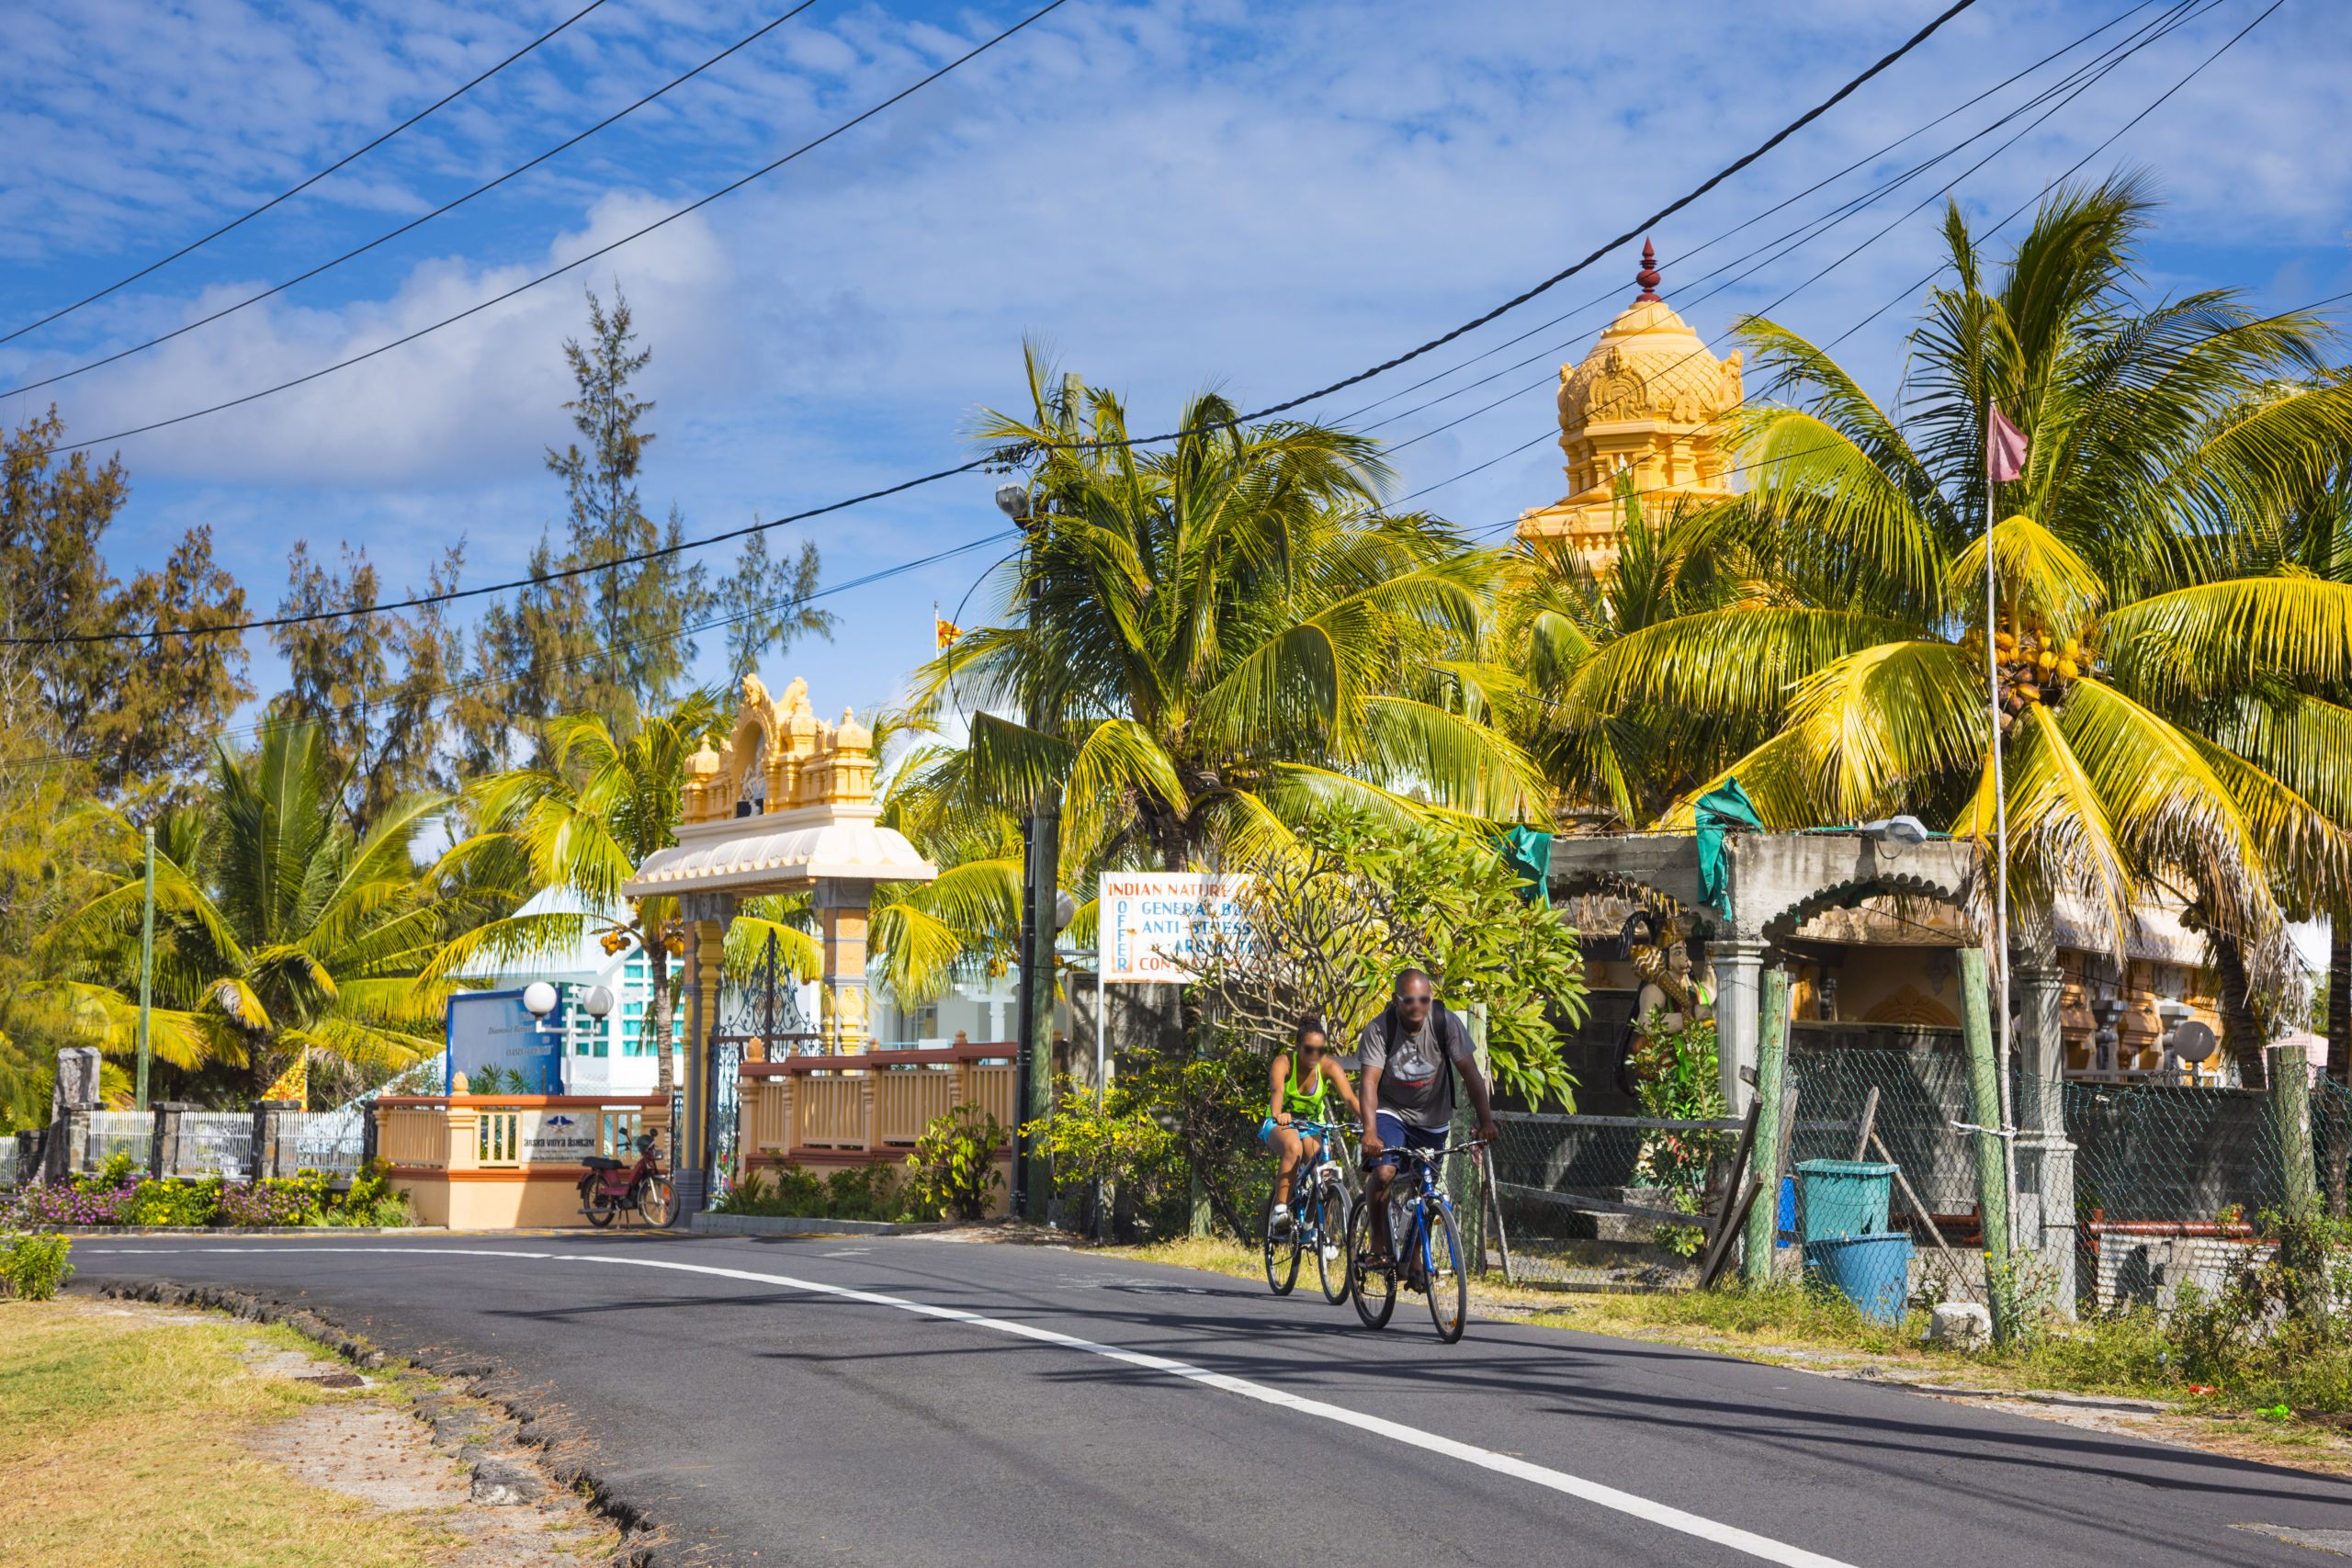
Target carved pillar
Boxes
[1712,939,1770,1115]
[678,892,735,1216]
[813,879,876,1053]
[2011,947,2077,1316]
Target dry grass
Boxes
[0,1299,456,1568]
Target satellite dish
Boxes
[2170,1020,2217,1066]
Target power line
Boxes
[1331,0,2165,429]
[17,528,1019,769]
[0,0,615,346]
[1363,0,2207,449]
[20,0,1979,646]
[53,0,1074,461]
[1388,0,2263,512]
[1,0,834,401]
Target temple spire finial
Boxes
[1634,237,1663,303]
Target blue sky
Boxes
[3,0,2347,728]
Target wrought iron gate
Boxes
[707,928,816,1192]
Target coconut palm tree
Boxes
[1566,177,2352,1063]
[48,722,455,1099]
[1497,473,1742,827]
[908,349,1548,897]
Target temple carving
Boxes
[1516,239,1744,569]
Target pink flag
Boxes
[1986,403,2028,483]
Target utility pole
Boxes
[998,479,1060,1224]
[135,824,156,1111]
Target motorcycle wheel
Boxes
[585,1195,616,1228]
[638,1176,676,1228]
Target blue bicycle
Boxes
[1262,1119,1358,1305]
[1347,1138,1485,1341]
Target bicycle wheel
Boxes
[1424,1199,1468,1343]
[1315,1180,1352,1305]
[637,1177,675,1229]
[1262,1194,1302,1296]
[1345,1196,1396,1329]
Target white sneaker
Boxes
[1269,1204,1294,1238]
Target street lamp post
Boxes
[999,480,1059,1224]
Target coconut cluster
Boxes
[1962,619,2093,731]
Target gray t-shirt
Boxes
[1359,1006,1474,1132]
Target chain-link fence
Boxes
[1488,1111,1729,1291]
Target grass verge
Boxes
[0,1298,455,1568]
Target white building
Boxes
[447,887,682,1094]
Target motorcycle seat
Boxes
[581,1156,625,1172]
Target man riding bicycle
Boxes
[1263,1014,1363,1238]
[1358,968,1498,1283]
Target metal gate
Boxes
[707,928,816,1193]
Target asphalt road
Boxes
[69,1231,2352,1567]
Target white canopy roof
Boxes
[623,806,937,897]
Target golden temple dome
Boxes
[1518,240,1744,568]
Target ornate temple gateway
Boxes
[1515,240,1744,568]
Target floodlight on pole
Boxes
[994,483,1034,525]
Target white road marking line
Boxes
[84,1245,1856,1567]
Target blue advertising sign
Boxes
[445,988,565,1094]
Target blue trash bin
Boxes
[1804,1234,1914,1324]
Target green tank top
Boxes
[1279,1051,1331,1122]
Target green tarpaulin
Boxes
[1695,777,1762,918]
[1498,825,1553,906]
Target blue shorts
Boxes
[1259,1117,1328,1152]
[1368,1111,1447,1170]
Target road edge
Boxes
[80,1276,672,1566]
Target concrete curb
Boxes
[43,1225,447,1237]
[687,1212,949,1238]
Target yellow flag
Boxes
[261,1048,309,1110]
[934,617,961,650]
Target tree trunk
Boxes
[648,920,676,1095]
[2212,933,2265,1085]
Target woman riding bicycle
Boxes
[1263,1014,1363,1238]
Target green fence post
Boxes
[1962,948,2018,1344]
[2268,1041,2324,1324]
[1739,968,1792,1287]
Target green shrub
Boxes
[316,1162,412,1226]
[0,1231,74,1301]
[904,1103,1006,1223]
[125,1177,223,1227]
[824,1164,901,1223]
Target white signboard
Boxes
[514,1109,600,1164]
[1100,872,1255,983]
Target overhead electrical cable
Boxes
[0,0,835,400]
[1332,0,2163,427]
[1385,0,2260,506]
[51,0,1075,459]
[0,0,615,345]
[1361,0,2209,446]
[20,0,1981,646]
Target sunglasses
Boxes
[1397,992,1434,1007]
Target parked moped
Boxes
[578,1131,675,1228]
